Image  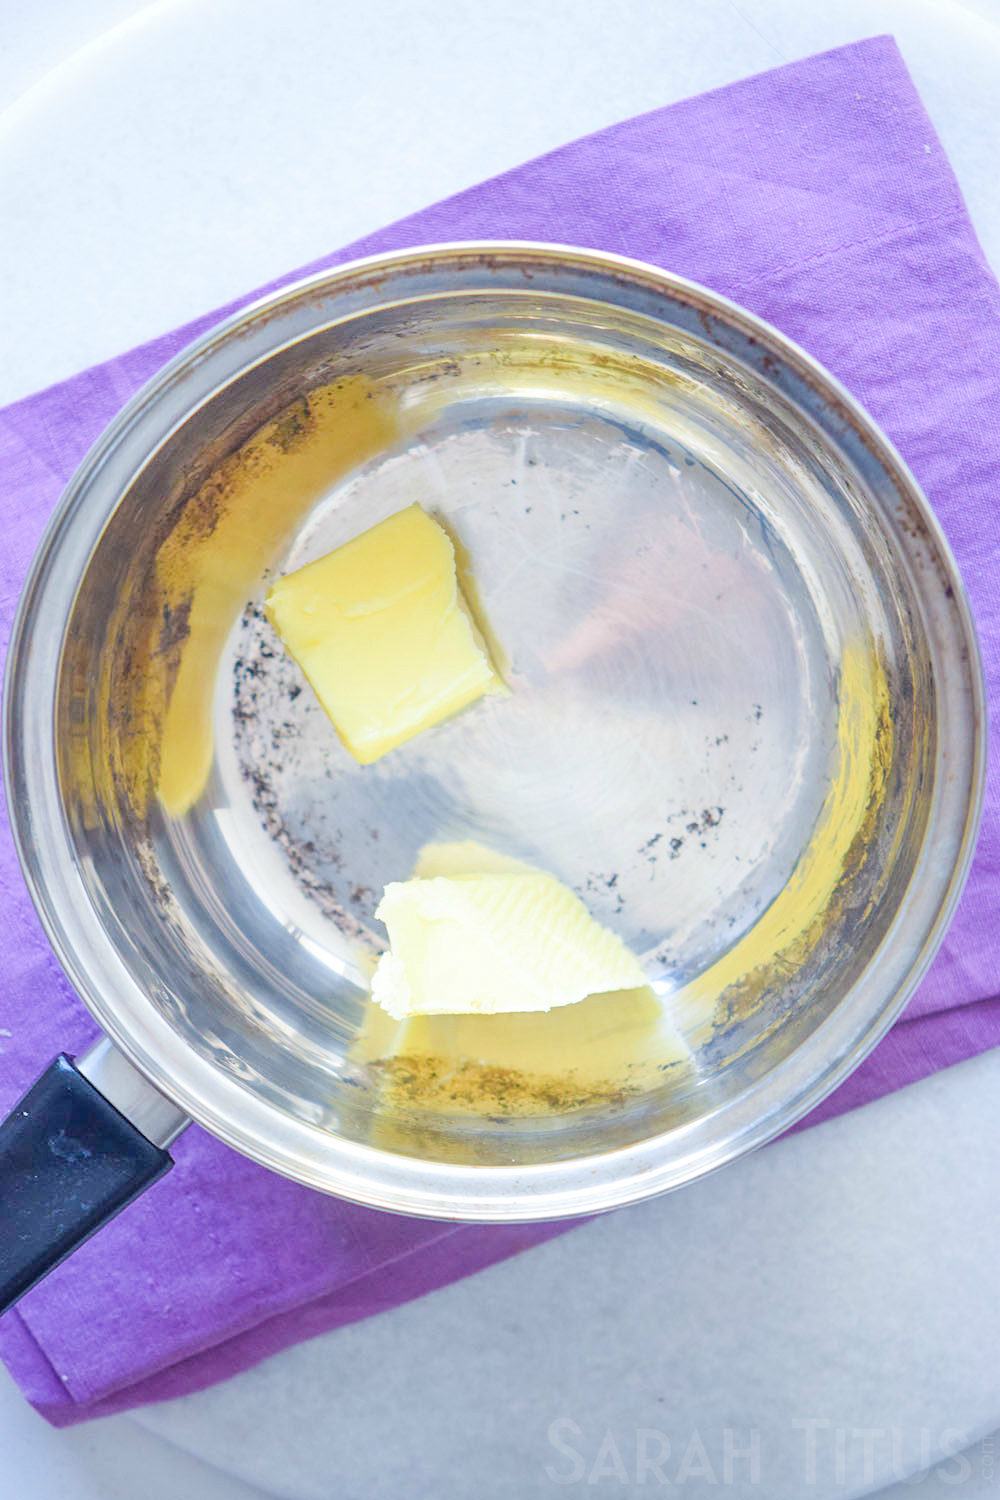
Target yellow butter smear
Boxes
[106,376,402,819]
[358,989,686,1119]
[677,639,893,1040]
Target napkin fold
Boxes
[2,33,999,1426]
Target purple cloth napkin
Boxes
[2,34,999,1427]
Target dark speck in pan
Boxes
[231,599,369,943]
[159,597,192,658]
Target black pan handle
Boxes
[0,1049,185,1314]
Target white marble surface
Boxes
[0,1363,267,1500]
[136,1050,1000,1499]
[1,2,999,1497]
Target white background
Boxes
[1,3,999,1497]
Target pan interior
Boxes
[58,285,930,1167]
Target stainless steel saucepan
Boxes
[0,243,984,1312]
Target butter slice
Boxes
[265,504,502,764]
[371,869,647,1020]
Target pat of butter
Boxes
[265,504,502,764]
[371,868,647,1020]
